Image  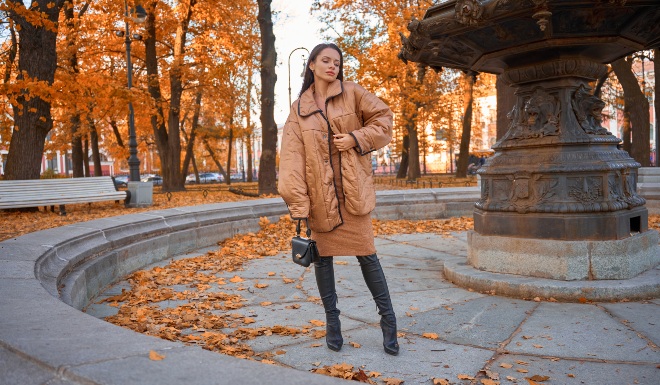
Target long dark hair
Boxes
[298,43,344,98]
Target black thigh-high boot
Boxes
[358,254,399,355]
[314,256,343,351]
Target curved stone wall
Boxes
[0,188,479,385]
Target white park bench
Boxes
[0,176,129,215]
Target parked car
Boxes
[113,175,129,188]
[186,172,223,184]
[141,175,163,185]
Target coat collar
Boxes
[297,79,344,117]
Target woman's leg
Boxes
[357,254,399,355]
[314,256,343,351]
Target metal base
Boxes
[126,181,153,208]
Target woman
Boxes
[278,43,399,355]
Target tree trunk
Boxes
[226,125,234,186]
[257,0,278,195]
[396,134,409,179]
[496,76,516,141]
[71,115,85,177]
[203,139,228,180]
[83,137,91,177]
[655,49,659,166]
[64,6,85,178]
[246,133,254,182]
[182,91,202,179]
[456,71,477,178]
[145,0,195,192]
[612,57,650,166]
[246,67,254,182]
[89,119,102,176]
[407,118,421,180]
[4,0,65,180]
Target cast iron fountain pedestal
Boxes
[400,1,660,296]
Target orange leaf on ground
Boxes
[148,350,165,361]
[458,374,475,380]
[423,332,439,340]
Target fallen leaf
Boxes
[309,319,325,327]
[433,379,450,385]
[409,306,419,311]
[506,376,517,381]
[149,350,165,361]
[517,369,529,373]
[526,375,550,382]
[567,374,575,378]
[382,377,404,385]
[481,379,500,385]
[457,374,475,380]
[275,350,286,355]
[254,283,269,289]
[349,341,361,348]
[285,304,301,309]
[334,260,348,265]
[522,335,533,339]
[499,363,513,369]
[243,317,255,324]
[532,344,543,348]
[368,371,381,378]
[260,301,272,306]
[310,343,322,347]
[229,275,244,283]
[282,278,295,284]
[422,332,439,340]
[267,272,275,276]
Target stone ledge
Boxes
[444,257,660,302]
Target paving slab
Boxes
[505,302,660,363]
[599,301,660,346]
[489,353,659,385]
[402,296,537,349]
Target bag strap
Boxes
[296,219,312,238]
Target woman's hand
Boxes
[333,134,356,151]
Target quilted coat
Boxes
[278,79,393,233]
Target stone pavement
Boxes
[87,231,660,385]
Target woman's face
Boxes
[309,48,341,84]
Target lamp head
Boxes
[131,5,147,23]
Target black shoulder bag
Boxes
[291,219,318,267]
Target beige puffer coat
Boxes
[278,80,393,233]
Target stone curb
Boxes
[444,257,660,301]
[0,189,479,385]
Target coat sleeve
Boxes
[277,103,310,219]
[348,83,394,156]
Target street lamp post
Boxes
[122,0,146,182]
[288,47,309,107]
[117,1,152,207]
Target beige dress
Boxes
[311,134,376,257]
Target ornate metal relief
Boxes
[398,19,429,64]
[567,177,602,203]
[572,84,611,135]
[503,89,560,141]
[455,0,484,26]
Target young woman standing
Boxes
[278,43,399,355]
